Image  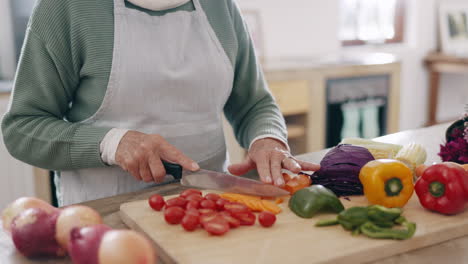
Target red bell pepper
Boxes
[415,162,468,215]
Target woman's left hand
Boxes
[228,138,320,187]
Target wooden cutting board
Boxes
[119,191,468,264]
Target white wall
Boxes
[238,0,468,130]
[0,0,17,79]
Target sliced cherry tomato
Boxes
[181,214,199,231]
[219,211,241,228]
[284,174,311,194]
[186,208,200,217]
[297,174,312,186]
[232,211,256,226]
[198,208,216,215]
[200,199,216,210]
[204,193,220,201]
[203,218,230,236]
[164,207,185,225]
[186,194,204,202]
[180,189,202,198]
[258,211,276,227]
[200,213,220,225]
[215,198,229,211]
[224,203,250,214]
[148,194,165,211]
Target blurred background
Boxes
[0,0,467,207]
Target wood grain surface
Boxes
[119,191,468,264]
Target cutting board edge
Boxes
[326,220,468,264]
[119,209,177,264]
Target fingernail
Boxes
[265,176,272,183]
[191,162,200,171]
[276,178,284,186]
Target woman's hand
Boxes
[115,131,199,183]
[228,138,320,186]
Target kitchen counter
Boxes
[2,122,468,264]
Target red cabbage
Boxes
[309,144,375,196]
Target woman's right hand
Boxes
[115,131,199,183]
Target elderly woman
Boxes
[2,0,319,205]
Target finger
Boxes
[148,154,166,183]
[270,153,285,187]
[255,154,272,184]
[296,160,321,171]
[282,158,301,174]
[228,157,255,176]
[160,143,199,171]
[126,159,141,181]
[139,160,153,183]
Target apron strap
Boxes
[114,0,126,14]
[192,0,201,11]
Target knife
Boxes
[162,161,289,197]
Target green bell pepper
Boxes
[337,206,369,230]
[360,221,416,240]
[367,205,402,228]
[289,185,345,218]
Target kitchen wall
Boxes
[0,0,16,80]
[237,0,468,130]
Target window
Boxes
[339,0,405,46]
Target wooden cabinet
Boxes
[224,53,401,161]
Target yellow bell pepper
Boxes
[359,159,414,208]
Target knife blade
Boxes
[162,161,289,197]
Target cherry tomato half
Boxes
[203,218,230,236]
[186,194,204,202]
[204,193,221,201]
[200,200,216,210]
[224,203,249,214]
[148,194,165,211]
[186,208,200,217]
[215,198,229,211]
[200,213,220,225]
[198,209,216,216]
[232,211,256,226]
[219,211,241,228]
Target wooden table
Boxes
[2,123,467,264]
[424,52,468,126]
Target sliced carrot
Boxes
[247,200,262,212]
[261,200,282,214]
[274,196,287,204]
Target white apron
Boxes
[58,0,234,205]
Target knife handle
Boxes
[162,161,183,180]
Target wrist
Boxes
[100,128,130,165]
[249,135,289,152]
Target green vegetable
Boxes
[316,205,417,240]
[367,205,402,227]
[360,221,416,240]
[337,206,368,230]
[289,185,345,218]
